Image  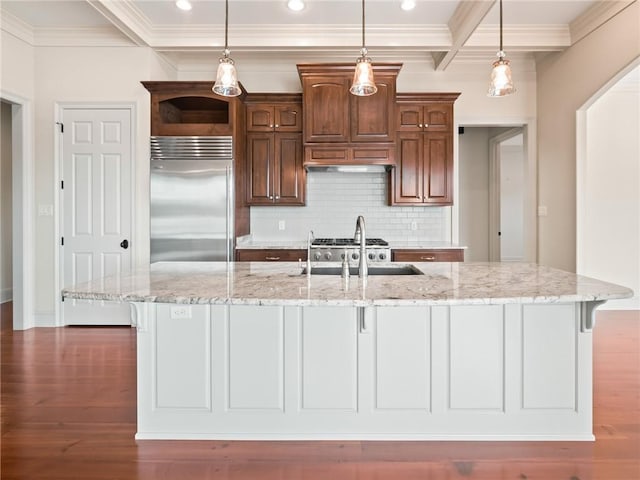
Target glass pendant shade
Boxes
[487,54,515,97]
[212,0,241,97]
[213,53,241,97]
[350,53,377,96]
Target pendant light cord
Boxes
[361,0,365,50]
[499,0,503,52]
[224,0,229,51]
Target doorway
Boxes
[1,101,13,311]
[458,125,532,262]
[0,91,34,330]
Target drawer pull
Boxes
[265,256,281,261]
[420,256,436,261]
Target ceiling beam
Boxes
[432,0,496,71]
[86,0,150,47]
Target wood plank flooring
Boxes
[1,302,639,479]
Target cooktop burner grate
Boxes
[312,238,389,247]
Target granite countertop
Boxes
[235,239,466,250]
[62,262,633,307]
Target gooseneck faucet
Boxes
[354,216,367,278]
[307,230,314,276]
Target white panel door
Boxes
[61,107,132,325]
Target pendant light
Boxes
[487,0,515,97]
[350,0,377,96]
[213,0,241,97]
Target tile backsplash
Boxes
[248,171,449,242]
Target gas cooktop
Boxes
[311,238,389,247]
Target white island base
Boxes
[134,302,597,441]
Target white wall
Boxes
[458,127,490,261]
[581,70,639,310]
[536,2,640,272]
[0,101,12,302]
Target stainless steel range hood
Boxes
[305,164,391,173]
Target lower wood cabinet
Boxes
[392,249,464,262]
[236,249,307,262]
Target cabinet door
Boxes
[274,133,305,205]
[236,249,308,261]
[246,105,275,132]
[246,133,275,205]
[274,104,302,132]
[392,249,464,262]
[302,76,350,143]
[423,133,453,205]
[396,105,423,132]
[423,104,452,132]
[392,133,423,204]
[350,77,395,142]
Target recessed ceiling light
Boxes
[176,0,192,11]
[401,0,416,11]
[287,0,305,12]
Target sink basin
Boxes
[302,264,424,276]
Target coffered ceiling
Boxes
[0,0,634,69]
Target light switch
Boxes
[537,206,548,217]
[278,220,286,231]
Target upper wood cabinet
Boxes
[297,64,401,160]
[390,93,460,206]
[246,97,302,132]
[397,102,453,133]
[244,94,305,206]
[141,81,246,136]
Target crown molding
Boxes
[570,0,636,45]
[0,9,35,45]
[34,26,136,47]
[466,25,571,50]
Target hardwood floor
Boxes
[1,302,639,479]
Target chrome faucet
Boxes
[306,230,314,275]
[353,216,367,278]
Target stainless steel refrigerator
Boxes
[150,136,234,263]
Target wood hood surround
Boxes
[297,63,402,169]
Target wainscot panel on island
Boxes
[62,262,632,441]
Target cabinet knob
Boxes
[269,124,274,128]
[269,195,273,200]
[424,124,429,128]
[275,124,279,128]
[418,124,423,128]
[275,195,280,200]
[420,256,436,261]
[265,256,281,261]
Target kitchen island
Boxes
[62,261,632,441]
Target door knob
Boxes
[120,239,129,249]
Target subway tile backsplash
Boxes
[249,171,448,242]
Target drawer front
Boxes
[236,249,307,262]
[392,249,464,262]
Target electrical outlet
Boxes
[278,220,286,231]
[410,221,418,231]
[170,305,192,319]
[38,204,54,216]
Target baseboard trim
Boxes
[1,287,13,303]
[34,313,57,327]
